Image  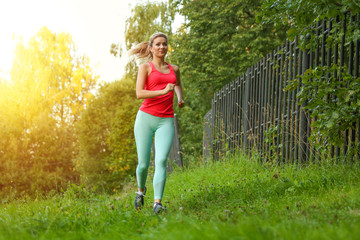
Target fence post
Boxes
[356,14,360,155]
[163,114,182,172]
[242,68,251,152]
[203,110,213,161]
[203,13,358,162]
[300,45,310,163]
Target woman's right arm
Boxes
[136,63,175,99]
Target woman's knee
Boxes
[137,163,150,173]
[155,157,167,168]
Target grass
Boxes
[0,154,360,240]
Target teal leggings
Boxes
[134,110,174,200]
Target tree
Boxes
[111,1,176,81]
[170,0,287,159]
[0,27,99,199]
[76,78,141,192]
[11,27,98,124]
[258,0,360,43]
[259,0,360,154]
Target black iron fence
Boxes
[168,114,183,171]
[204,13,360,163]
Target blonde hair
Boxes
[130,32,168,59]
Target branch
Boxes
[244,9,254,18]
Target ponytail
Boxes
[129,32,168,60]
[129,41,151,59]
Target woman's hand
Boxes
[163,83,175,94]
[178,99,185,108]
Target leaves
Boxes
[0,27,99,198]
[76,78,140,192]
[111,1,176,81]
[259,0,360,49]
[170,0,287,158]
[292,64,360,150]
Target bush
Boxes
[76,79,141,192]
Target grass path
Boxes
[0,155,359,239]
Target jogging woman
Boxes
[130,32,184,214]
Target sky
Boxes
[0,0,180,83]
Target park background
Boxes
[0,0,359,239]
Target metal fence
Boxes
[168,114,183,171]
[204,13,360,163]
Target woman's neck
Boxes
[151,57,166,66]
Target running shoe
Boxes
[153,202,166,214]
[134,187,147,211]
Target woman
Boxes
[130,32,184,214]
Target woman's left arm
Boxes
[173,65,185,108]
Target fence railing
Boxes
[204,13,360,163]
[168,114,183,171]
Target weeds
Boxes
[0,154,359,239]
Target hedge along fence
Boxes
[203,13,360,163]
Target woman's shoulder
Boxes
[139,62,152,74]
[139,62,151,70]
[170,64,180,73]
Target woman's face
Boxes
[150,37,168,58]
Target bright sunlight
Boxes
[0,0,138,83]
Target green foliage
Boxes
[0,105,78,199]
[0,27,98,199]
[258,0,360,43]
[287,65,360,153]
[259,1,360,159]
[264,125,283,162]
[112,1,176,81]
[124,1,175,51]
[114,0,287,163]
[170,0,287,159]
[76,79,141,193]
[0,154,359,239]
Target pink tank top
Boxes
[139,62,177,118]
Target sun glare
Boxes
[0,0,69,81]
[0,0,137,84]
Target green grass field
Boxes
[1,155,360,240]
